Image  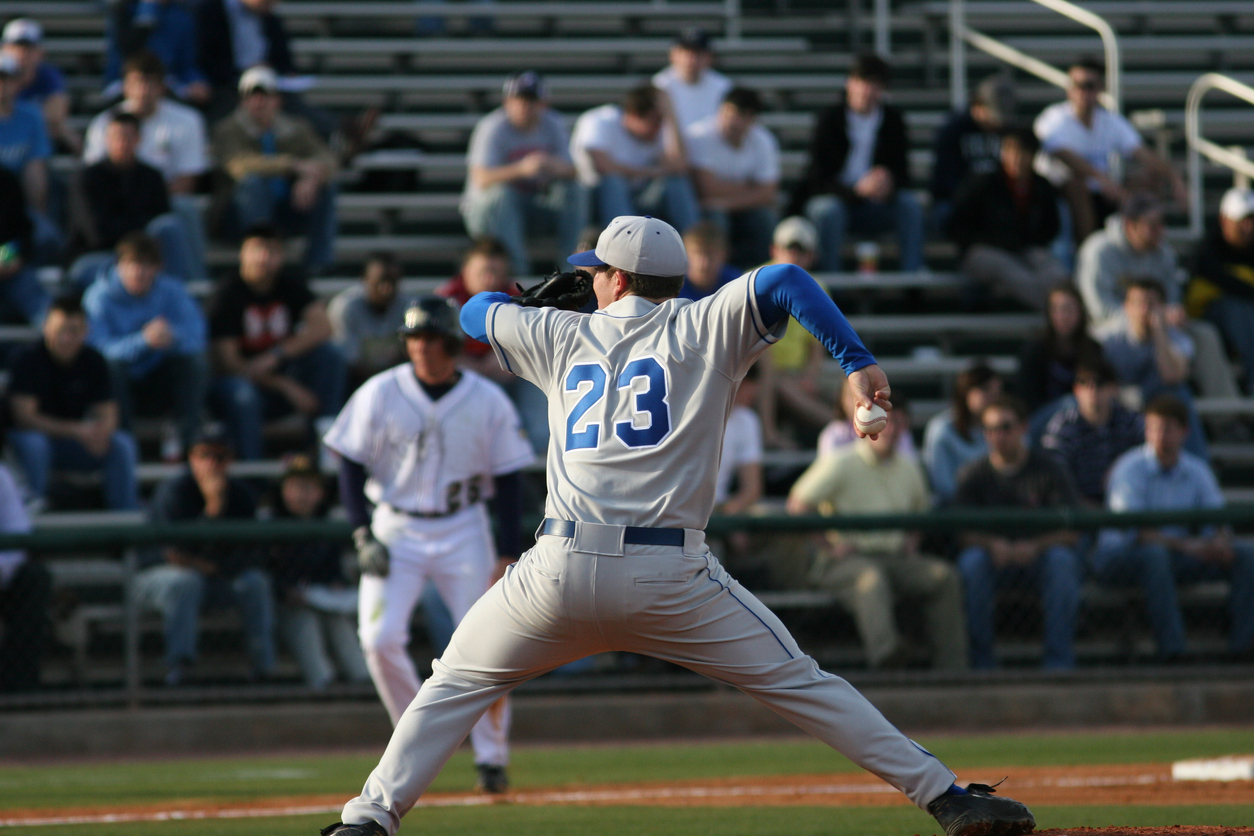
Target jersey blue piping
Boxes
[488,303,515,374]
[704,568,794,659]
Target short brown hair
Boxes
[116,231,163,265]
[850,52,891,86]
[122,50,166,80]
[623,84,660,117]
[364,251,401,282]
[461,237,510,266]
[609,267,684,300]
[682,220,728,253]
[1144,393,1189,428]
[981,393,1028,424]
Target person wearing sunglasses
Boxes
[954,394,1083,670]
[1034,56,1185,244]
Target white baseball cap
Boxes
[238,65,279,95]
[772,216,818,252]
[2,18,42,46]
[568,216,688,276]
[1219,188,1254,221]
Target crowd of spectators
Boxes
[4,13,1254,689]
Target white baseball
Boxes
[854,404,888,435]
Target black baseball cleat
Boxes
[927,782,1036,836]
[475,763,509,794]
[320,822,387,836]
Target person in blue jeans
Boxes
[206,224,346,460]
[0,162,46,324]
[83,232,208,453]
[1091,394,1254,662]
[954,395,1083,669]
[786,53,924,272]
[6,294,139,511]
[133,424,275,686]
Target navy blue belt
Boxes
[541,518,685,547]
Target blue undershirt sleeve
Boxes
[754,264,877,374]
[460,291,512,343]
[487,471,523,558]
[337,457,372,529]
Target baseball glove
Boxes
[353,526,390,577]
[512,270,594,311]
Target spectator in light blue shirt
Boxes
[922,361,1002,504]
[1093,394,1254,661]
[0,50,59,265]
[84,232,208,453]
[2,18,78,154]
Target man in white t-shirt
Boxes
[686,87,780,267]
[570,84,699,233]
[716,361,764,514]
[1035,56,1185,243]
[651,27,732,132]
[461,72,585,276]
[83,51,208,278]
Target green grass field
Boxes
[4,728,1253,835]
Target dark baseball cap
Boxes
[191,423,233,453]
[281,453,321,480]
[674,26,712,51]
[503,71,546,100]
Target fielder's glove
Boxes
[353,526,390,577]
[512,270,594,312]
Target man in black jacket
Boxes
[786,53,923,272]
[0,163,46,323]
[946,126,1067,310]
[1188,187,1254,395]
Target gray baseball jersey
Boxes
[484,269,783,530]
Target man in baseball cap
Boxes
[653,25,731,131]
[461,70,585,277]
[1187,187,1254,394]
[1,18,78,154]
[568,215,689,305]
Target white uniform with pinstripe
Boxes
[339,271,955,834]
[323,364,533,768]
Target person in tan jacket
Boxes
[212,66,338,274]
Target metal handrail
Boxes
[950,0,1121,114]
[1185,73,1254,237]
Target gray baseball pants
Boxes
[341,524,957,834]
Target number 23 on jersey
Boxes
[563,357,671,452]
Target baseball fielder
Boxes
[321,218,1034,836]
[322,297,533,794]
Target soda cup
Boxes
[855,241,880,275]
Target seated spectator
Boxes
[105,0,210,105]
[83,232,209,455]
[1076,193,1239,420]
[922,360,1002,504]
[570,84,696,235]
[436,238,548,453]
[267,453,369,689]
[947,126,1066,311]
[69,111,201,284]
[652,27,732,132]
[788,400,968,671]
[1092,395,1254,661]
[717,362,764,516]
[0,161,47,324]
[819,376,918,460]
[207,224,345,460]
[84,51,210,280]
[678,221,739,301]
[930,74,1016,231]
[1041,355,1143,507]
[1035,57,1185,243]
[0,458,49,693]
[1098,279,1208,459]
[462,72,583,277]
[134,424,274,685]
[757,216,835,447]
[686,87,779,268]
[955,395,1083,670]
[212,67,338,275]
[328,252,407,392]
[1016,283,1103,439]
[7,294,139,511]
[1,19,78,153]
[787,52,923,272]
[1188,187,1254,395]
[0,51,58,264]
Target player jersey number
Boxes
[563,358,671,452]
